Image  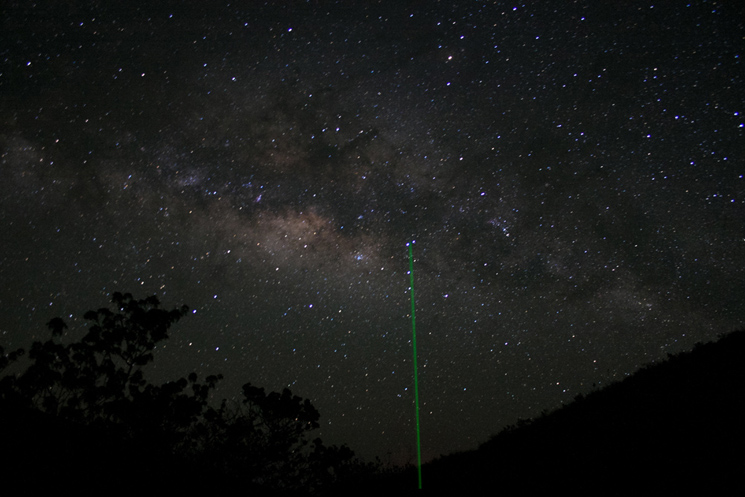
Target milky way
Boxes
[1,1,743,463]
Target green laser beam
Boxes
[408,241,423,490]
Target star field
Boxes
[1,1,743,464]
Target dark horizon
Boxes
[5,316,741,495]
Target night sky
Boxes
[1,1,743,464]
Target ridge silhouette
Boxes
[331,329,745,496]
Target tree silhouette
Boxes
[0,292,373,494]
[6,293,188,425]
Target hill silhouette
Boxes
[336,329,745,496]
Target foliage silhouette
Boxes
[0,292,373,494]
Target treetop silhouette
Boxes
[0,292,371,494]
